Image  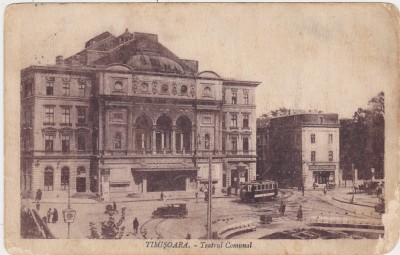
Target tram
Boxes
[239,180,278,202]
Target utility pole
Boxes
[67,181,70,239]
[207,156,212,239]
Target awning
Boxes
[132,167,199,172]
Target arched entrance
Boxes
[176,116,192,153]
[135,115,152,152]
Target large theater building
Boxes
[20,29,260,199]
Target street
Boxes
[28,187,383,239]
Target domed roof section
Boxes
[93,33,196,75]
[127,55,184,74]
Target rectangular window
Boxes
[114,132,122,149]
[311,134,316,143]
[243,137,249,152]
[243,114,249,128]
[79,83,86,97]
[328,134,333,144]
[46,82,54,95]
[62,135,70,152]
[61,108,71,124]
[311,151,316,162]
[232,93,237,104]
[231,137,238,153]
[77,108,86,124]
[63,83,70,96]
[77,134,86,151]
[45,135,54,152]
[222,113,226,129]
[222,136,226,152]
[329,151,333,161]
[44,107,54,124]
[231,114,238,128]
[244,93,249,104]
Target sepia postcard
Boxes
[4,3,400,255]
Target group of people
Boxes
[44,208,59,224]
[278,201,302,221]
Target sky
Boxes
[9,3,398,118]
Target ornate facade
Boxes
[20,29,260,200]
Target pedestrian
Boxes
[113,201,118,214]
[186,233,191,239]
[227,186,232,197]
[279,201,286,216]
[297,206,303,221]
[195,190,198,203]
[160,191,164,201]
[204,190,209,202]
[302,186,305,196]
[36,200,40,211]
[212,185,216,195]
[36,188,42,201]
[52,208,58,223]
[313,182,316,190]
[251,185,256,202]
[47,208,52,223]
[323,186,327,196]
[133,217,139,235]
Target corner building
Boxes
[261,113,340,188]
[20,29,260,199]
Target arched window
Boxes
[44,167,54,191]
[205,134,210,150]
[61,167,70,190]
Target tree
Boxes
[340,92,384,180]
[88,207,126,239]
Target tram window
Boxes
[258,185,260,190]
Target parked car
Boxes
[152,202,188,218]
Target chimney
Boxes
[56,55,64,65]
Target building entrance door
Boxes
[76,177,86,192]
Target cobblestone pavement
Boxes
[27,187,382,239]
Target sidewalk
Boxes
[30,189,236,205]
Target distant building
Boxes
[20,29,260,199]
[256,112,340,188]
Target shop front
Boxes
[309,165,337,185]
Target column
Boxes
[142,174,147,193]
[191,126,196,154]
[161,133,165,150]
[127,108,132,152]
[172,126,176,154]
[152,125,156,154]
[141,133,145,150]
[185,177,190,191]
[180,133,183,151]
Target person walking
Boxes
[52,208,58,223]
[160,191,164,201]
[113,201,118,214]
[133,217,139,235]
[204,189,209,202]
[227,186,232,197]
[186,233,191,239]
[47,208,52,223]
[297,206,303,221]
[323,186,327,196]
[279,201,286,216]
[302,186,305,196]
[212,185,216,195]
[195,189,198,203]
[36,188,42,201]
[36,200,40,211]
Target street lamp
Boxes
[62,181,76,239]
